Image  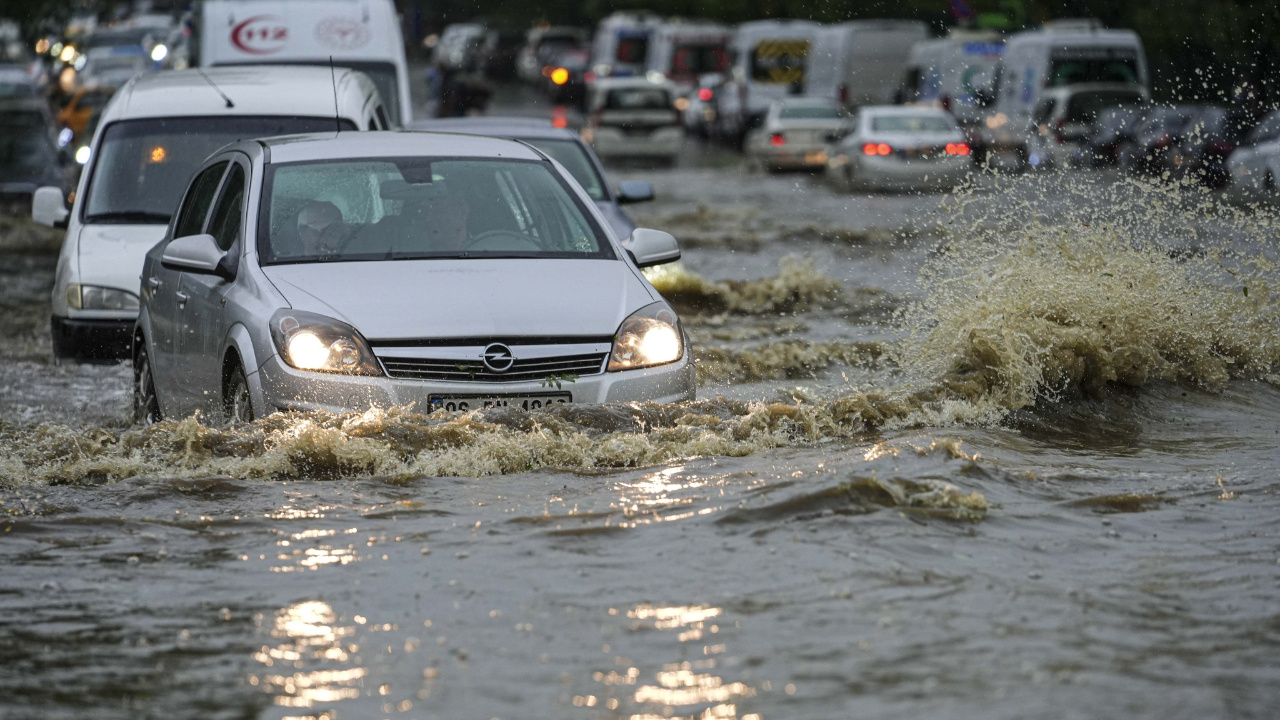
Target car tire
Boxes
[223,362,255,424]
[132,343,162,426]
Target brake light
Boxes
[864,143,891,156]
[945,142,970,156]
[770,133,785,147]
[698,88,713,102]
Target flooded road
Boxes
[3,159,1280,719]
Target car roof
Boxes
[258,130,545,164]
[407,116,579,141]
[103,66,375,123]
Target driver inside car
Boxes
[296,200,352,257]
[360,179,474,256]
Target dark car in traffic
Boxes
[1125,106,1195,176]
[1079,106,1145,167]
[0,98,71,214]
[1164,105,1254,188]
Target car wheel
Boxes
[132,343,162,425]
[223,363,255,424]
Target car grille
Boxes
[379,352,608,383]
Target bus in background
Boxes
[983,19,1148,165]
[590,12,661,79]
[195,0,411,126]
[646,20,732,93]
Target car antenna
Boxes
[195,68,234,108]
[329,56,341,133]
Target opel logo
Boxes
[481,343,515,373]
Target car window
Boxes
[1064,91,1145,124]
[173,161,228,239]
[521,138,605,200]
[207,163,246,252]
[779,104,845,120]
[870,115,955,133]
[260,158,613,264]
[604,88,671,111]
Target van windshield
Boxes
[83,116,355,224]
[1048,55,1139,86]
[259,158,613,264]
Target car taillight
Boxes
[864,142,891,156]
[698,88,713,102]
[770,133,785,147]
[945,142,970,156]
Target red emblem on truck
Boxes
[231,15,289,55]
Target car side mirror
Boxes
[32,186,69,228]
[162,233,232,280]
[624,228,680,269]
[616,180,655,204]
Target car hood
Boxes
[262,258,656,341]
[77,223,168,294]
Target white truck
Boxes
[645,20,732,92]
[984,20,1148,162]
[726,19,824,136]
[195,0,411,126]
[823,20,929,109]
[590,12,662,79]
[898,29,1004,126]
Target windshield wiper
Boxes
[84,210,171,224]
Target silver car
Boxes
[133,131,695,423]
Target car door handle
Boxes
[147,276,161,289]
[175,291,189,307]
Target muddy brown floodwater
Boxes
[2,163,1280,720]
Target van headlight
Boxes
[608,302,684,371]
[270,309,382,376]
[67,284,139,311]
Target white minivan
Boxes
[31,66,389,362]
[984,20,1148,160]
[590,12,662,79]
[898,29,1004,126]
[196,0,411,126]
[645,20,732,93]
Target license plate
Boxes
[428,393,571,412]
[804,151,828,165]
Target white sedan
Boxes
[826,106,973,192]
[133,132,695,423]
[1225,110,1280,204]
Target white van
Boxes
[196,0,411,126]
[985,21,1148,157]
[590,12,662,79]
[729,19,824,127]
[898,29,1004,126]
[31,66,388,362]
[825,20,929,108]
[646,20,732,92]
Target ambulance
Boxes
[195,0,411,125]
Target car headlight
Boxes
[608,302,684,372]
[269,309,382,376]
[67,284,139,311]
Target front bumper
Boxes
[254,351,697,414]
[51,315,133,362]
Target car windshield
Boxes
[1047,55,1139,86]
[83,116,354,224]
[604,87,671,111]
[780,104,844,120]
[520,138,606,200]
[260,158,613,264]
[0,111,56,175]
[870,114,954,133]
